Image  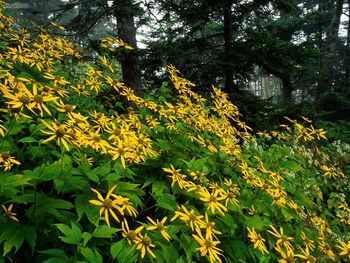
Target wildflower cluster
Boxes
[0,3,349,263]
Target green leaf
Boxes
[24,226,37,252]
[1,228,25,256]
[40,248,68,257]
[92,225,119,238]
[281,208,296,222]
[75,195,99,224]
[182,157,208,171]
[175,257,186,263]
[219,214,237,236]
[156,139,172,152]
[280,160,303,172]
[0,173,32,188]
[82,232,92,246]
[295,193,314,208]
[151,180,168,195]
[18,137,38,143]
[245,216,271,231]
[223,167,236,177]
[158,242,179,263]
[92,161,111,176]
[180,234,197,262]
[110,240,137,263]
[80,247,103,263]
[55,222,82,245]
[40,249,69,263]
[154,193,177,211]
[26,146,48,159]
[84,170,100,183]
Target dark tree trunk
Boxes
[317,0,344,98]
[345,0,350,89]
[223,3,234,94]
[114,12,143,98]
[281,76,293,103]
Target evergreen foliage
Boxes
[0,4,349,262]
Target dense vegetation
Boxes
[1,1,350,263]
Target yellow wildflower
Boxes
[247,227,269,254]
[267,225,294,251]
[134,233,156,259]
[89,185,123,226]
[198,187,227,216]
[41,119,72,151]
[1,204,19,222]
[192,228,223,263]
[0,152,20,171]
[171,205,205,231]
[146,216,171,241]
[121,219,144,245]
[336,240,350,261]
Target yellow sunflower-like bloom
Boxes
[198,187,227,216]
[121,218,144,245]
[247,227,269,254]
[41,119,72,151]
[89,185,123,226]
[336,240,350,261]
[192,228,223,263]
[146,216,171,241]
[267,225,294,251]
[1,204,19,222]
[134,233,156,259]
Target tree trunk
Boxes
[114,12,143,99]
[345,0,350,89]
[281,76,293,103]
[42,0,49,25]
[262,76,270,99]
[223,2,234,94]
[317,0,344,98]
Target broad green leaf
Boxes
[92,161,111,177]
[245,216,271,231]
[151,180,168,195]
[182,157,208,171]
[281,208,296,222]
[82,232,92,246]
[75,195,99,224]
[280,160,303,172]
[80,247,103,263]
[295,193,314,208]
[156,139,172,152]
[40,248,68,258]
[26,146,48,159]
[180,234,197,262]
[18,137,38,143]
[158,242,179,263]
[92,225,119,238]
[110,240,137,263]
[55,222,82,245]
[84,170,100,182]
[2,228,25,256]
[154,193,177,211]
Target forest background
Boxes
[0,0,350,262]
[9,0,350,132]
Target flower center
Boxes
[64,105,73,112]
[1,152,10,159]
[19,94,30,104]
[34,95,43,103]
[56,128,66,138]
[126,230,136,240]
[103,198,113,209]
[142,236,151,246]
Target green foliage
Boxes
[0,5,349,263]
